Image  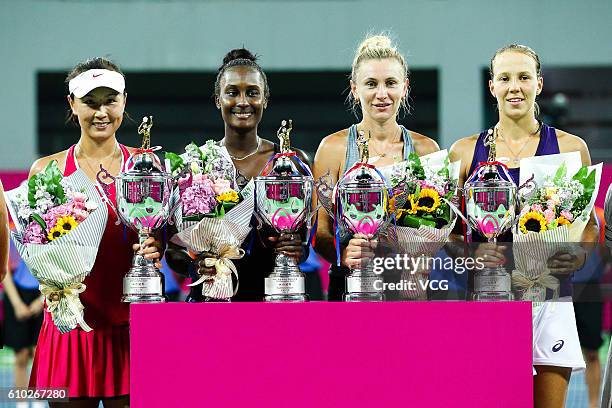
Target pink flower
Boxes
[531,204,543,213]
[71,192,87,203]
[560,210,574,222]
[23,221,47,244]
[72,209,90,222]
[181,180,217,216]
[212,178,232,195]
[192,174,205,184]
[544,208,555,223]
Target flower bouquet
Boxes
[166,141,254,300]
[512,151,602,302]
[5,162,107,333]
[388,150,461,299]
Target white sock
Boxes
[15,401,29,408]
[32,401,47,408]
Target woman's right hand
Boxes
[14,301,32,321]
[341,233,377,269]
[474,242,507,269]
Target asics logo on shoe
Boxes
[552,340,564,352]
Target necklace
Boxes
[367,126,403,162]
[222,137,261,161]
[496,122,540,166]
[76,142,119,178]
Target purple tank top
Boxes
[468,123,560,185]
[467,123,568,298]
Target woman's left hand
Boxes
[133,236,164,269]
[547,247,587,277]
[269,232,303,261]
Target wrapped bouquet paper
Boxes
[5,162,107,333]
[166,141,254,300]
[388,150,461,299]
[512,151,602,303]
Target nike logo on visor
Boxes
[93,73,103,78]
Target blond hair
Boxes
[351,34,409,82]
[349,34,410,117]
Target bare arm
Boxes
[313,133,344,263]
[558,131,598,244]
[412,132,440,156]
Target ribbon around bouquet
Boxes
[40,282,92,332]
[511,269,560,299]
[188,244,245,298]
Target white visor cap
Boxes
[68,69,125,98]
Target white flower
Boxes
[84,200,98,211]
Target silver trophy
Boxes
[337,131,389,302]
[115,116,174,303]
[464,129,517,301]
[255,120,312,302]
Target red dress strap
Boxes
[64,145,78,176]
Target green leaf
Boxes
[582,169,596,198]
[553,162,567,184]
[31,213,47,232]
[572,166,587,182]
[27,160,65,207]
[164,152,185,174]
[27,173,38,208]
[188,142,206,162]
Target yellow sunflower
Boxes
[415,189,441,213]
[396,194,418,218]
[47,225,64,241]
[56,216,78,233]
[556,216,571,226]
[216,190,239,203]
[519,211,548,234]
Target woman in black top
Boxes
[166,48,309,301]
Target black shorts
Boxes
[573,283,603,351]
[3,287,43,351]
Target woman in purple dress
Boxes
[450,44,598,408]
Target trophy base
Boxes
[265,293,309,302]
[263,254,308,302]
[344,272,384,302]
[344,292,385,302]
[122,294,166,303]
[122,265,165,304]
[472,292,514,301]
[473,268,512,302]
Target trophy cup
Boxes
[464,129,517,301]
[337,131,389,302]
[116,116,174,303]
[255,120,312,302]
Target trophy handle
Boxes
[90,165,121,224]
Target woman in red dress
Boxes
[28,57,162,407]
